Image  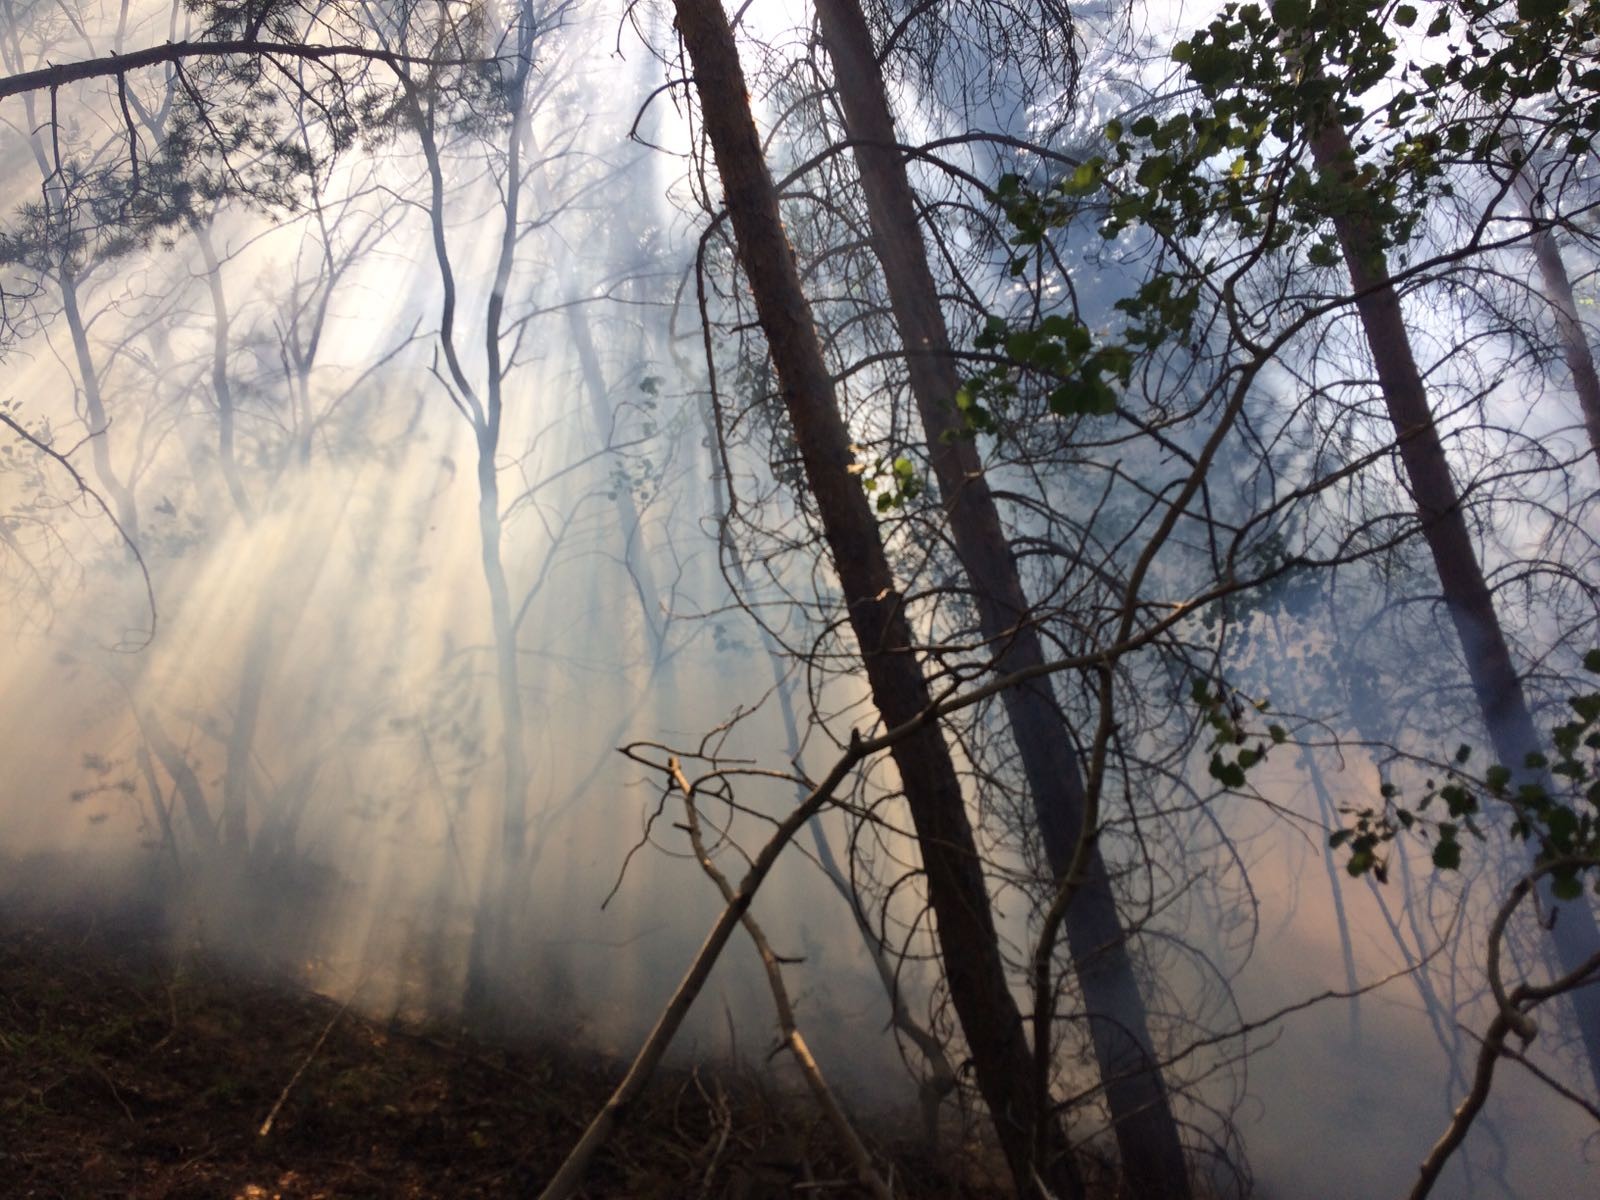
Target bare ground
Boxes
[0,905,1000,1199]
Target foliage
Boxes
[1334,650,1600,897]
[961,0,1600,437]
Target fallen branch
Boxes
[536,731,873,1200]
[258,998,351,1137]
[671,757,896,1200]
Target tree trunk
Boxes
[812,3,1190,1193]
[134,704,219,853]
[194,222,256,521]
[410,14,539,1023]
[60,269,141,544]
[221,611,272,857]
[1516,168,1600,476]
[1306,113,1600,1092]
[669,2,1079,1193]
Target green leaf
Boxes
[1274,0,1310,27]
[1547,806,1578,848]
[1065,161,1100,195]
[1432,838,1461,871]
[1210,754,1247,789]
[1517,0,1563,20]
[1135,155,1173,188]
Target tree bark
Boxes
[812,4,1190,1194]
[669,2,1079,1194]
[1306,113,1600,1093]
[1516,170,1600,476]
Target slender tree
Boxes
[812,3,1191,1193]
[666,0,1080,1192]
[1282,30,1600,1092]
[1514,157,1600,475]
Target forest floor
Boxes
[0,904,1002,1199]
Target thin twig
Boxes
[0,410,155,648]
[671,757,896,1200]
[257,998,351,1137]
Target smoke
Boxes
[1,0,1596,1194]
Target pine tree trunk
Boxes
[669,1,1080,1192]
[1306,114,1600,1093]
[812,2,1190,1193]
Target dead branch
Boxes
[0,410,155,648]
[670,756,896,1200]
[258,997,352,1137]
[536,729,875,1200]
[1408,858,1600,1200]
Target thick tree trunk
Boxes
[1307,116,1600,1092]
[694,385,960,1148]
[813,3,1190,1193]
[669,2,1079,1194]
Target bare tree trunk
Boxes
[812,3,1190,1193]
[1306,114,1600,1092]
[1516,169,1600,475]
[220,613,272,856]
[692,384,959,1148]
[401,16,537,1021]
[668,2,1079,1193]
[564,306,666,659]
[524,124,669,662]
[194,222,256,521]
[134,704,219,853]
[60,270,141,544]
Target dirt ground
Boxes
[0,906,997,1199]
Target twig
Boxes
[1409,859,1600,1200]
[257,998,351,1137]
[698,1076,733,1199]
[1469,1029,1600,1124]
[536,729,872,1200]
[670,758,896,1200]
[0,409,156,648]
[90,1059,135,1124]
